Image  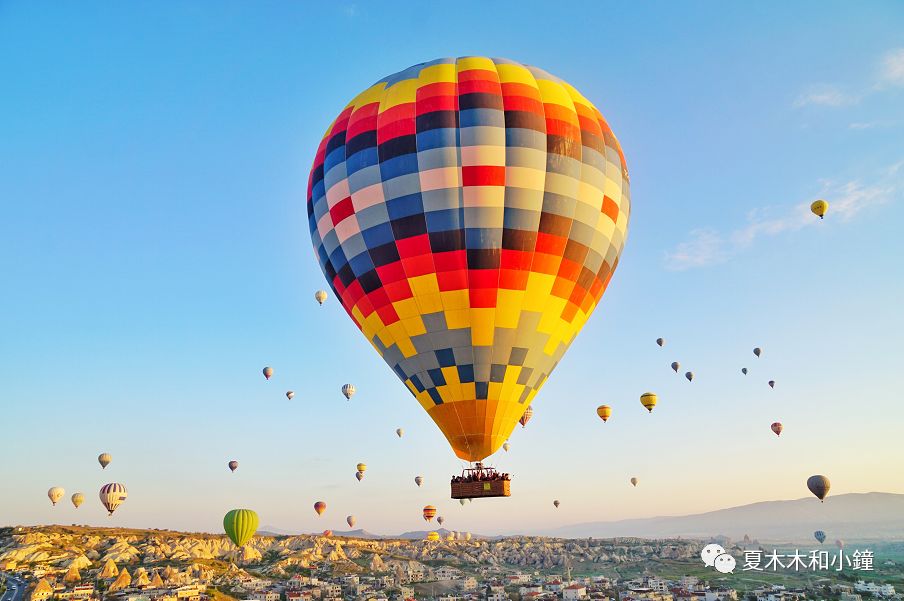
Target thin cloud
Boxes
[879,48,904,87]
[664,162,902,271]
[793,85,858,108]
[795,47,904,108]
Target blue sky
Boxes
[1,1,903,536]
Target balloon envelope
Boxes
[771,422,783,436]
[685,371,694,382]
[519,406,533,428]
[346,515,356,528]
[71,493,84,508]
[342,384,356,400]
[98,453,112,469]
[630,477,638,487]
[753,347,762,358]
[811,200,828,219]
[768,380,775,389]
[396,428,404,438]
[48,487,64,506]
[355,471,364,481]
[640,393,657,413]
[671,362,679,372]
[656,338,664,347]
[596,405,612,422]
[437,516,445,525]
[286,391,295,400]
[814,530,826,543]
[99,483,127,515]
[315,290,328,305]
[807,475,831,501]
[307,57,630,462]
[503,442,510,451]
[423,505,437,522]
[415,476,424,487]
[553,500,560,508]
[314,501,326,516]
[426,531,440,542]
[263,366,273,380]
[223,509,258,547]
[228,460,239,472]
[356,463,367,473]
[741,367,748,375]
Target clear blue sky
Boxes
[1,1,903,536]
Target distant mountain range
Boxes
[542,492,904,541]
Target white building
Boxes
[435,567,462,581]
[249,592,279,601]
[458,577,477,592]
[564,585,588,601]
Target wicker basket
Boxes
[451,479,511,499]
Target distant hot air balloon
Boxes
[656,338,665,347]
[464,532,472,541]
[423,505,437,522]
[346,515,356,528]
[223,509,258,547]
[48,487,64,506]
[342,384,356,400]
[286,391,295,400]
[415,476,424,487]
[356,463,367,473]
[503,442,511,451]
[355,471,364,482]
[741,367,748,375]
[596,405,612,423]
[768,380,775,389]
[753,347,762,358]
[396,428,404,438]
[437,516,445,526]
[671,362,680,373]
[685,371,694,382]
[519,406,533,428]
[835,539,844,549]
[459,499,467,506]
[426,531,440,542]
[263,366,274,380]
[314,290,328,305]
[553,500,560,508]
[71,493,84,509]
[630,477,638,487]
[811,200,829,219]
[307,58,631,464]
[771,422,783,437]
[228,460,239,472]
[99,483,127,516]
[640,393,657,413]
[98,453,112,469]
[807,475,831,502]
[322,529,332,537]
[814,530,826,544]
[314,501,326,516]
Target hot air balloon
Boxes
[426,531,440,542]
[768,380,775,389]
[99,483,127,516]
[503,441,511,451]
[315,290,328,305]
[286,391,295,400]
[771,422,783,436]
[223,509,258,547]
[262,366,274,380]
[396,428,404,438]
[741,367,748,375]
[48,487,64,506]
[437,516,445,526]
[671,362,680,373]
[322,529,332,537]
[656,338,665,347]
[753,347,762,358]
[464,532,472,541]
[807,475,830,502]
[346,515,356,528]
[98,453,112,469]
[630,477,638,487]
[596,405,612,422]
[423,505,437,522]
[306,57,630,466]
[228,460,239,472]
[553,500,560,508]
[811,200,828,219]
[459,499,467,506]
[685,371,694,382]
[356,463,367,473]
[71,493,84,508]
[519,406,533,428]
[640,393,657,413]
[836,539,845,549]
[342,384,356,400]
[355,471,364,482]
[814,530,826,544]
[314,501,326,516]
[415,476,424,487]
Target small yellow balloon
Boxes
[640,392,657,413]
[596,405,612,422]
[811,200,828,219]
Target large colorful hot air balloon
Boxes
[811,200,828,219]
[314,501,326,516]
[342,384,356,400]
[519,406,533,428]
[71,493,84,508]
[307,57,630,463]
[262,366,274,380]
[640,393,657,413]
[771,422,783,437]
[223,509,259,547]
[315,290,328,305]
[596,405,611,422]
[346,515,356,528]
[807,475,830,502]
[48,487,64,506]
[814,530,826,544]
[99,483,127,516]
[98,453,112,469]
[423,505,437,522]
[228,460,239,472]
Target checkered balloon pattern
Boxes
[307,57,630,462]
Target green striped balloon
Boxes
[223,509,259,548]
